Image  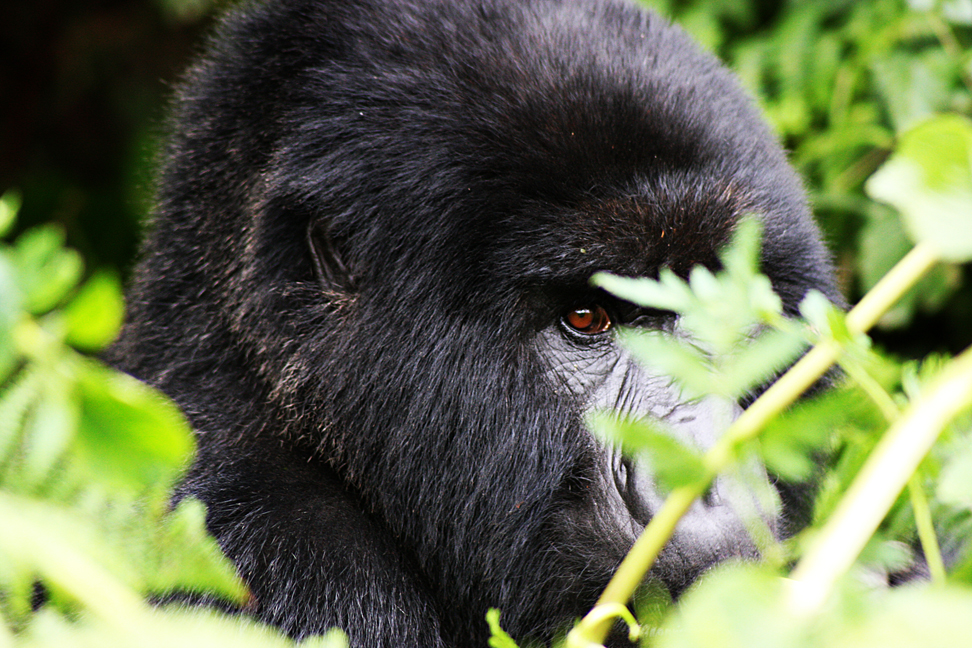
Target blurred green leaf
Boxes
[619,330,717,397]
[588,411,707,493]
[149,498,249,604]
[657,565,805,648]
[0,492,145,622]
[12,226,84,315]
[719,328,807,399]
[0,191,20,239]
[866,114,972,262]
[74,360,194,495]
[761,387,870,482]
[64,271,125,352]
[821,585,972,648]
[937,440,972,508]
[0,255,20,384]
[857,205,962,329]
[0,370,42,469]
[21,373,79,486]
[871,51,956,133]
[593,270,693,313]
[941,0,972,25]
[721,218,761,281]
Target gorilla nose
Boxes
[619,390,781,547]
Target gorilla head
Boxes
[109,0,840,645]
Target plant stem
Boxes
[840,354,947,583]
[908,474,947,585]
[844,243,938,332]
[575,244,939,646]
[788,344,972,613]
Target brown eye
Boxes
[564,304,612,335]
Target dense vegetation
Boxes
[1,0,971,646]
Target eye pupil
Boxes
[565,305,611,335]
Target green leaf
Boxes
[865,114,972,262]
[0,492,144,619]
[592,270,693,313]
[819,585,972,648]
[588,412,707,493]
[619,330,716,397]
[12,226,84,314]
[486,609,520,648]
[148,497,249,604]
[21,373,79,486]
[721,217,762,281]
[74,360,194,495]
[937,441,972,509]
[942,0,972,25]
[871,52,955,133]
[657,565,804,648]
[857,205,961,329]
[0,255,20,384]
[760,388,862,482]
[719,328,807,399]
[63,271,125,351]
[299,629,350,648]
[0,190,20,239]
[0,370,42,469]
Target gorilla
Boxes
[108,0,840,645]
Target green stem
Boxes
[575,243,939,646]
[844,244,938,332]
[908,473,947,585]
[840,358,900,424]
[840,354,947,583]
[788,344,972,613]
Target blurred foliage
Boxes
[642,0,972,356]
[0,0,225,279]
[0,191,347,646]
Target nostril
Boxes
[613,453,628,494]
[701,480,723,507]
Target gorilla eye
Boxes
[563,304,612,335]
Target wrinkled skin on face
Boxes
[108,0,841,646]
[537,306,774,593]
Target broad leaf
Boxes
[866,114,972,262]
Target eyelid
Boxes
[627,307,676,329]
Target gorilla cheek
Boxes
[539,328,774,593]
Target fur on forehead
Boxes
[496,177,756,288]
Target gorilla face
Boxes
[109,0,840,646]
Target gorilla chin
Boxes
[108,0,840,646]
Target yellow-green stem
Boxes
[840,356,947,584]
[575,243,939,646]
[788,344,972,613]
[908,474,947,585]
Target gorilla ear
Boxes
[307,221,357,293]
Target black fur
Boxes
[109,0,839,646]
